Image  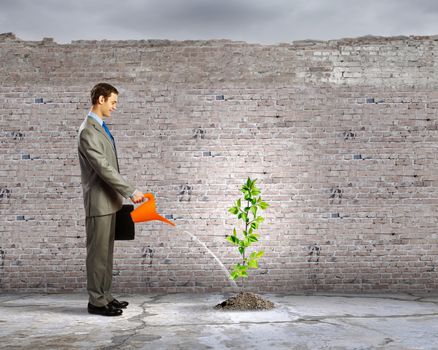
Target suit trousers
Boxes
[85,213,116,307]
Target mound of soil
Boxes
[215,291,275,311]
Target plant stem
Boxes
[241,197,251,291]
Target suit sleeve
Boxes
[79,128,135,199]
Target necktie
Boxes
[102,121,115,147]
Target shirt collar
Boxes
[87,111,104,126]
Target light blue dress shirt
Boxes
[87,111,104,126]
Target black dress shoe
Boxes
[109,299,129,309]
[88,303,123,316]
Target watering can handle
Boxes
[143,193,154,202]
[130,192,175,226]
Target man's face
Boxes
[100,92,118,117]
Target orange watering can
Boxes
[130,193,176,226]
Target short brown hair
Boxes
[90,83,118,105]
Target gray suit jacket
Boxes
[78,116,135,217]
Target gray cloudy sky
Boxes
[1,0,438,44]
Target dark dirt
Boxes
[214,292,275,311]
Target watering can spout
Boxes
[130,193,176,226]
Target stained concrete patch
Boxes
[1,293,438,349]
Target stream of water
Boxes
[183,230,239,291]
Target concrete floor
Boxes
[1,292,438,349]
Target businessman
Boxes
[78,83,144,316]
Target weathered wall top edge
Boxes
[2,31,438,48]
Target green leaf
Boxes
[248,234,259,243]
[255,216,264,224]
[228,207,239,215]
[250,206,257,217]
[238,246,245,255]
[249,251,264,260]
[251,188,261,196]
[231,264,248,279]
[246,177,251,188]
[241,212,248,222]
[244,206,251,213]
[237,198,241,208]
[255,251,264,258]
[233,228,237,236]
[247,259,258,268]
[251,222,258,230]
[259,201,269,210]
[226,235,240,245]
[237,264,247,272]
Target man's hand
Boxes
[130,190,145,204]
